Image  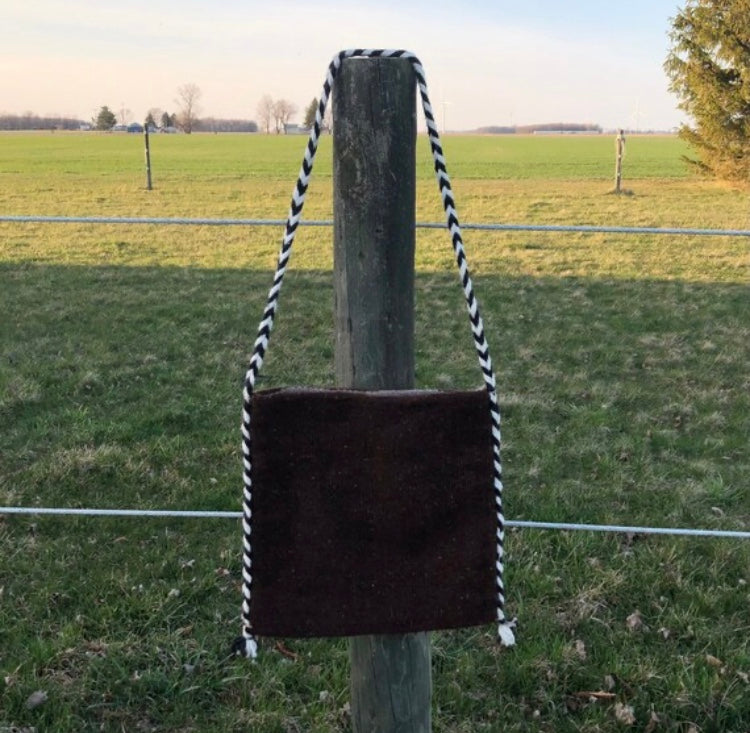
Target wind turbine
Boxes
[439,84,452,133]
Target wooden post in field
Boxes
[333,57,432,732]
[144,126,153,190]
[614,129,625,193]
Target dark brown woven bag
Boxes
[249,387,497,637]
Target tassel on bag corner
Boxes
[231,635,258,660]
[498,617,518,647]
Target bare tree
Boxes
[272,98,297,134]
[118,103,132,126]
[176,83,202,134]
[324,103,333,135]
[256,94,274,134]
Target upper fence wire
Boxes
[2,214,750,238]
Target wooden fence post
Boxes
[333,56,432,732]
[614,129,625,193]
[144,127,153,190]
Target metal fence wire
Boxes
[2,214,750,238]
[1,214,748,540]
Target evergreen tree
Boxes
[93,106,117,131]
[303,97,319,129]
[665,0,750,182]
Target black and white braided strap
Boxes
[234,49,516,659]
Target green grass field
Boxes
[1,132,749,732]
[0,131,694,184]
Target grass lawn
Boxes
[0,132,749,732]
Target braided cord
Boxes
[234,49,514,659]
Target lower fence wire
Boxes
[0,505,748,539]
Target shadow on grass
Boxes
[3,262,746,522]
[1,262,748,732]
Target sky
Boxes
[2,0,686,131]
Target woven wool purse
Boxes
[249,387,496,638]
[234,50,515,658]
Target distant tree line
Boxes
[92,106,258,133]
[4,83,256,133]
[0,113,85,131]
[518,123,602,134]
[193,118,258,132]
[475,123,603,134]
